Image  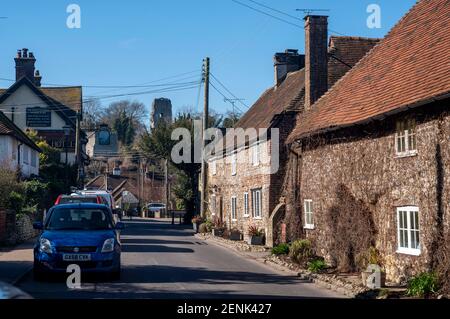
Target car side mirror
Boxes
[115,222,125,230]
[33,222,43,230]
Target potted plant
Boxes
[247,225,264,245]
[191,216,204,233]
[361,246,386,288]
[229,228,242,241]
[212,219,226,237]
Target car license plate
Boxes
[62,254,91,261]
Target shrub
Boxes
[248,225,264,237]
[23,180,49,209]
[272,243,290,256]
[289,239,314,265]
[0,168,20,209]
[308,258,327,273]
[406,272,439,298]
[205,219,214,232]
[198,223,209,233]
[191,215,204,224]
[9,191,25,213]
[213,219,226,230]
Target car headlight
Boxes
[39,238,53,254]
[101,238,115,253]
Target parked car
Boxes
[146,203,166,217]
[78,190,121,222]
[54,194,106,206]
[147,203,166,212]
[33,203,124,281]
[79,190,115,210]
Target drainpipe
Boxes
[17,142,23,179]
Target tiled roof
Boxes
[0,85,82,113]
[40,87,82,112]
[226,36,379,149]
[234,69,306,131]
[288,0,450,142]
[0,111,41,152]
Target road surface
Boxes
[17,218,344,299]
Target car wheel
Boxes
[33,267,46,282]
[110,269,121,281]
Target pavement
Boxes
[4,218,345,299]
[0,239,36,285]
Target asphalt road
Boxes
[17,218,344,299]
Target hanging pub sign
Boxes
[26,107,51,127]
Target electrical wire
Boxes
[210,73,249,109]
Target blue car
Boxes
[33,203,124,281]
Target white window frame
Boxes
[31,150,37,168]
[396,206,421,256]
[22,146,29,165]
[231,196,237,221]
[252,142,260,166]
[210,159,217,176]
[211,194,216,216]
[231,153,237,176]
[243,192,249,217]
[395,119,417,157]
[252,189,262,219]
[304,199,314,229]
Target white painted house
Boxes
[0,111,41,177]
[0,48,87,166]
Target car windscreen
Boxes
[59,197,97,204]
[46,208,113,230]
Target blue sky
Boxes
[0,0,416,118]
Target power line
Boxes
[209,81,244,114]
[231,0,346,36]
[0,70,201,88]
[247,0,303,22]
[231,0,303,29]
[0,82,202,110]
[210,73,249,109]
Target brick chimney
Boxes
[274,49,305,87]
[304,16,328,110]
[14,48,37,84]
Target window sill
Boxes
[304,224,315,230]
[253,216,262,220]
[243,214,250,218]
[395,151,417,159]
[396,248,421,256]
[232,219,238,222]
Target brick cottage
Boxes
[207,15,379,245]
[283,0,450,283]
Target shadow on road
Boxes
[122,244,194,253]
[121,238,195,246]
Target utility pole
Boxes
[75,110,82,189]
[200,57,210,219]
[104,160,109,191]
[164,159,169,217]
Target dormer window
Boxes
[395,119,417,157]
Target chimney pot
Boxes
[15,48,37,83]
[274,49,305,87]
